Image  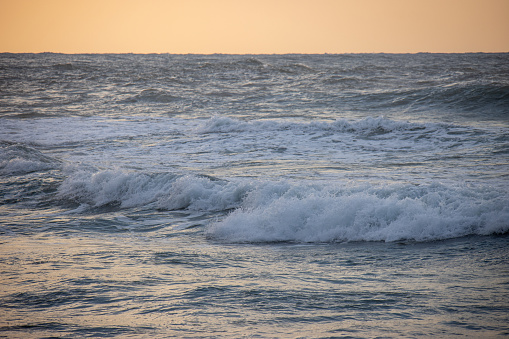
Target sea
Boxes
[1,53,508,338]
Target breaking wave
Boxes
[54,166,509,243]
[56,169,251,211]
[0,142,61,175]
[206,182,509,243]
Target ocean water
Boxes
[1,53,508,338]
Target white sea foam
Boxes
[155,175,252,211]
[57,169,178,208]
[195,115,479,150]
[206,182,509,243]
[196,115,433,135]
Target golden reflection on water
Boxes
[1,235,507,338]
[1,237,190,337]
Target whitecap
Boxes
[206,182,509,243]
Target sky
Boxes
[1,0,508,54]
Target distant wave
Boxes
[197,115,431,135]
[124,88,180,103]
[197,57,317,74]
[359,83,509,114]
[195,116,488,148]
[3,54,508,119]
[51,63,75,71]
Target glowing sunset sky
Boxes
[1,0,508,54]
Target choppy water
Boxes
[1,53,508,338]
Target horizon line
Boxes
[2,51,509,55]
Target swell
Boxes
[122,88,181,104]
[359,83,509,114]
[2,53,508,120]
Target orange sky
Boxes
[1,0,508,54]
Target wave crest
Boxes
[197,115,437,136]
[126,88,180,103]
[56,169,251,211]
[206,183,509,243]
[0,142,61,175]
